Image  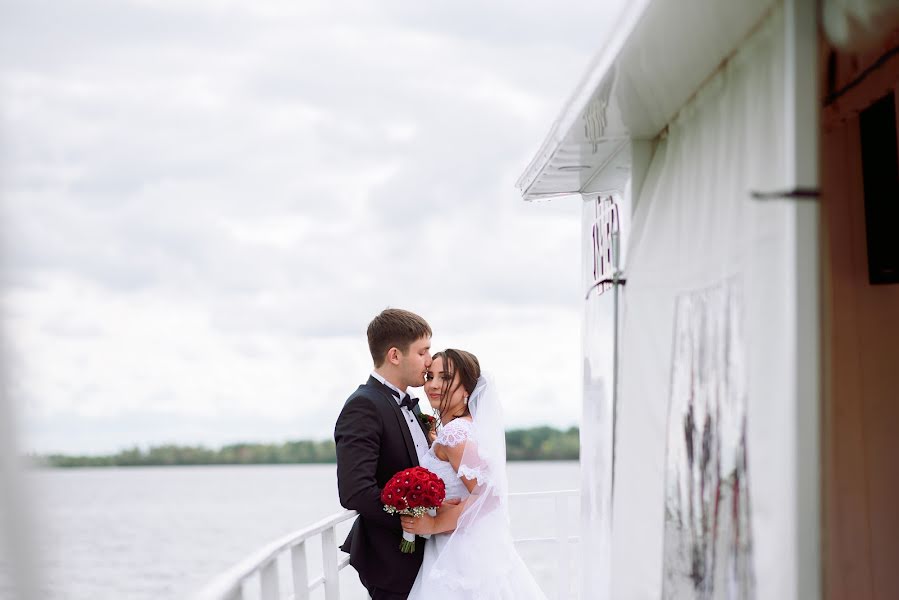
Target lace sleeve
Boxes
[457,462,486,483]
[435,418,471,448]
[435,419,488,483]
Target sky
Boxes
[0,0,626,455]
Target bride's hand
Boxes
[400,514,434,536]
[436,498,460,513]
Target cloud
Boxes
[0,0,626,453]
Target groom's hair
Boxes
[367,308,432,367]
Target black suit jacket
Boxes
[334,376,430,593]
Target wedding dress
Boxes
[407,375,548,600]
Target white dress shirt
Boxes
[370,371,429,462]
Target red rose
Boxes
[381,467,445,511]
[381,466,446,552]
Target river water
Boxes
[1,462,579,599]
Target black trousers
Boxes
[359,574,408,600]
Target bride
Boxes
[401,349,547,600]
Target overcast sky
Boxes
[1,0,626,454]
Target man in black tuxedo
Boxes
[335,308,434,600]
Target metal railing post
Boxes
[291,541,310,600]
[322,527,340,600]
[554,493,570,600]
[260,559,279,600]
[226,586,243,600]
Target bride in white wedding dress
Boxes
[401,349,547,600]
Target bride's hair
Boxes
[433,349,480,420]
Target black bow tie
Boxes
[399,394,418,411]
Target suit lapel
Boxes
[411,404,431,439]
[366,376,419,466]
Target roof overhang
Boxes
[517,0,777,200]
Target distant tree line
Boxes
[38,426,580,468]
[505,426,579,461]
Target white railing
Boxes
[192,489,579,600]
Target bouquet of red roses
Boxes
[381,466,446,553]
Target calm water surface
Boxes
[8,462,578,600]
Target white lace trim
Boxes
[435,418,471,448]
[457,464,488,484]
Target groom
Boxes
[335,308,434,600]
